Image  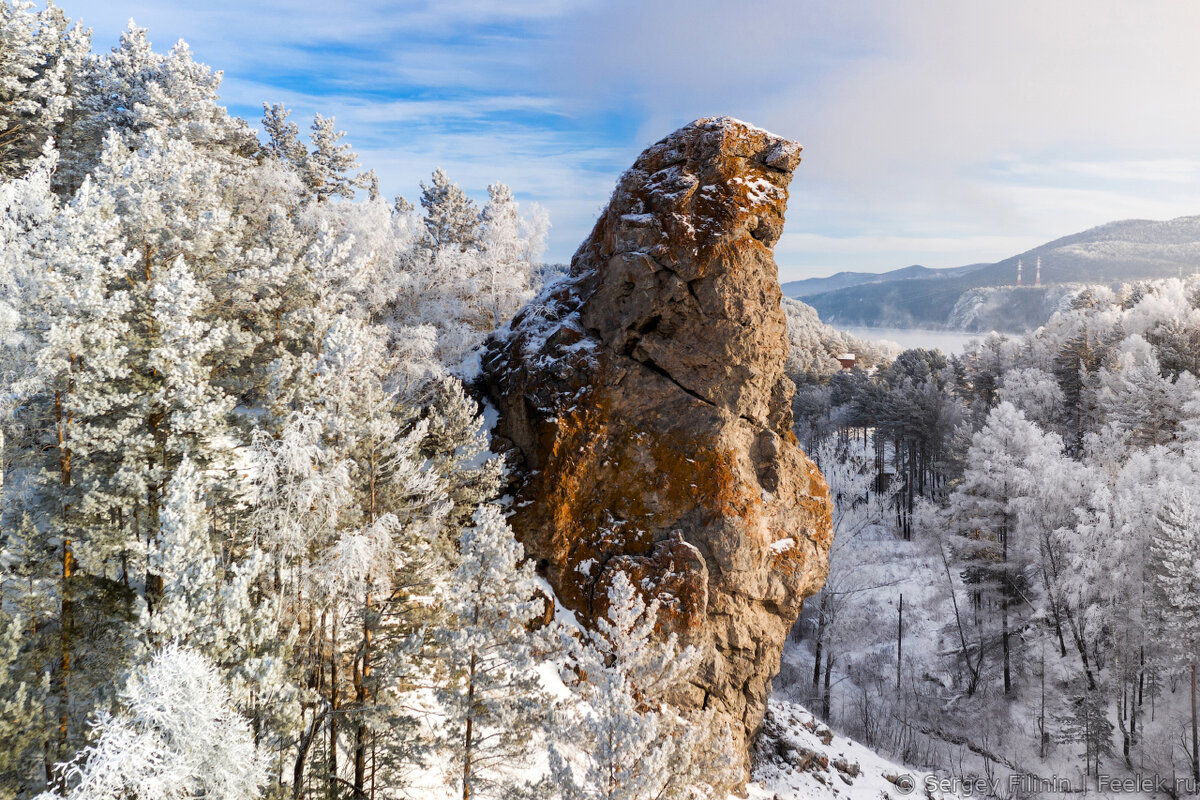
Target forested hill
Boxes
[803,215,1200,331]
[779,263,984,298]
[781,275,1200,791]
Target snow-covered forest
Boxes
[0,4,742,798]
[784,277,1200,790]
[9,1,1200,799]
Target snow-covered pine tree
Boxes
[0,0,42,176]
[260,102,307,169]
[1148,483,1200,782]
[420,167,478,253]
[304,113,364,201]
[46,134,242,585]
[437,504,550,800]
[1094,334,1197,449]
[1051,321,1110,453]
[549,570,736,800]
[2,152,146,771]
[146,456,284,721]
[477,182,535,328]
[0,607,47,793]
[997,366,1066,434]
[947,401,1064,696]
[419,377,504,527]
[39,646,266,800]
[2,120,286,781]
[0,1,89,179]
[244,298,501,796]
[57,21,255,190]
[19,2,89,168]
[1055,687,1115,780]
[147,457,219,647]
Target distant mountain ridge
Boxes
[780,262,984,298]
[798,215,1200,332]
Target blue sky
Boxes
[64,0,1200,281]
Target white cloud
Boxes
[998,159,1200,184]
[62,0,1200,275]
[550,0,1200,274]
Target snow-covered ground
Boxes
[748,699,956,800]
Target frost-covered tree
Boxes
[0,608,47,793]
[477,182,539,327]
[40,646,265,800]
[21,3,89,159]
[1094,334,1196,448]
[549,570,736,800]
[243,301,501,796]
[30,135,242,578]
[260,102,306,168]
[0,1,41,175]
[0,1,89,178]
[997,366,1065,433]
[146,457,282,717]
[2,151,145,768]
[947,402,1064,696]
[437,505,550,800]
[58,21,254,189]
[1056,688,1115,779]
[303,113,364,201]
[1148,484,1200,781]
[421,167,478,252]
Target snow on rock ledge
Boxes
[749,700,955,800]
[480,117,832,782]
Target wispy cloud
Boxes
[63,0,1200,279]
[997,159,1200,185]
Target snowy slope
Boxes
[805,214,1200,330]
[747,700,956,800]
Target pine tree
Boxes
[1052,325,1107,452]
[146,456,282,712]
[260,102,306,168]
[477,182,540,328]
[3,152,145,772]
[0,0,41,176]
[304,113,363,201]
[3,124,270,776]
[58,21,255,189]
[0,607,48,793]
[243,303,502,797]
[0,1,89,178]
[39,646,266,800]
[997,367,1065,433]
[947,401,1063,696]
[437,505,550,800]
[420,168,478,252]
[43,134,242,579]
[1055,687,1115,779]
[21,2,89,166]
[1095,335,1196,448]
[548,570,733,800]
[1149,484,1200,781]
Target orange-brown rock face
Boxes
[481,117,833,772]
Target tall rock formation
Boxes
[481,117,832,771]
